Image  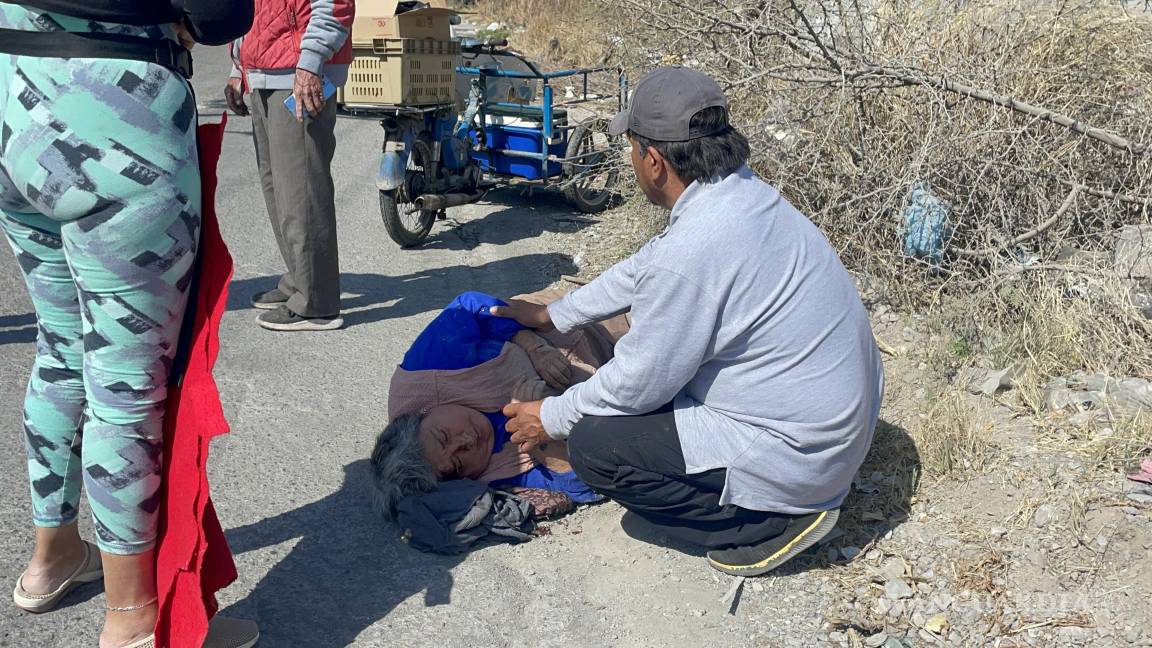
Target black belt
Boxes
[0,28,193,79]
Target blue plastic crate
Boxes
[470,124,566,180]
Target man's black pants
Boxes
[567,405,796,550]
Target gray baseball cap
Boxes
[609,67,730,141]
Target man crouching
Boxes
[495,67,884,576]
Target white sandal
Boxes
[12,540,104,613]
[113,617,259,648]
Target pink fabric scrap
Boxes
[1129,458,1152,485]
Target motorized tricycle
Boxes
[339,40,628,247]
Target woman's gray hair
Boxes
[370,413,438,518]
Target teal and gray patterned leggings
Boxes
[0,7,200,555]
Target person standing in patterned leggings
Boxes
[0,3,256,647]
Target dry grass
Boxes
[954,548,1008,596]
[452,0,614,67]
[912,391,998,479]
[463,0,1152,391]
[1036,413,1152,472]
[462,0,1152,489]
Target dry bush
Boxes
[453,0,615,67]
[466,0,1152,388]
[659,0,1152,387]
[605,0,1152,281]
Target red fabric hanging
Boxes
[153,116,239,648]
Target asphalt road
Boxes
[1,47,796,648]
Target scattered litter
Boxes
[840,545,862,560]
[719,575,745,614]
[963,365,1023,396]
[901,181,953,267]
[1043,373,1152,418]
[1128,458,1152,485]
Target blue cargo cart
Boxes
[339,40,627,247]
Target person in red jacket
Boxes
[225,0,354,332]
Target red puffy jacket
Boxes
[239,0,354,72]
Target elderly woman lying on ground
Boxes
[371,289,627,517]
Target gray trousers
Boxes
[250,89,341,318]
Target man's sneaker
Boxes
[706,508,840,577]
[256,305,343,332]
[250,288,289,310]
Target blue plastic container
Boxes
[471,124,566,180]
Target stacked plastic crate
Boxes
[341,1,460,107]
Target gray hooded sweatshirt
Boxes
[541,166,885,514]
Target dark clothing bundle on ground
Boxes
[13,0,252,45]
[568,404,798,550]
[396,480,536,554]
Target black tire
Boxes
[380,138,438,248]
[563,123,620,214]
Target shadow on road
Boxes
[423,188,599,252]
[0,313,36,346]
[226,253,576,328]
[617,419,922,578]
[222,460,467,648]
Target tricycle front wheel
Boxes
[380,190,436,248]
[563,124,620,214]
[380,137,438,248]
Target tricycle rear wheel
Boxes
[563,123,620,214]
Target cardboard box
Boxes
[352,1,457,45]
[339,38,460,106]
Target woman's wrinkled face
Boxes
[418,405,495,480]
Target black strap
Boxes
[0,28,193,79]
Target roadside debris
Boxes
[1128,458,1152,485]
[1043,372,1152,418]
[900,181,952,268]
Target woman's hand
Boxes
[512,331,572,389]
[511,377,549,403]
[527,344,572,390]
